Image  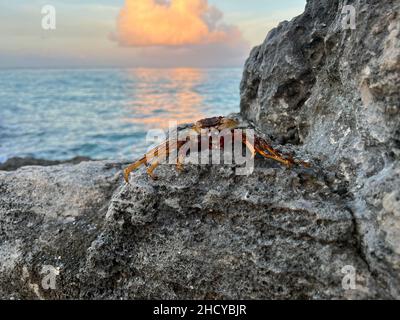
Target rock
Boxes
[0,157,93,171]
[0,161,123,299]
[0,0,399,299]
[81,163,379,299]
[240,0,400,297]
[0,160,380,299]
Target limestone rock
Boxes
[240,0,400,297]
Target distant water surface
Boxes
[0,68,242,162]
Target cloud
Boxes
[113,0,244,47]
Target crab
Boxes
[123,116,309,182]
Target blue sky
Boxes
[0,0,306,68]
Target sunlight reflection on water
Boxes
[123,68,205,127]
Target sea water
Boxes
[0,68,242,162]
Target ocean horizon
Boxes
[0,67,242,163]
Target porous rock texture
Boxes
[240,0,400,298]
[0,0,399,299]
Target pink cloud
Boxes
[114,0,244,47]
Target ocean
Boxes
[0,68,242,163]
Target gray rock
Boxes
[0,161,122,299]
[0,0,399,299]
[0,156,93,172]
[0,160,379,299]
[240,0,400,298]
[81,163,379,299]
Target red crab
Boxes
[124,116,309,182]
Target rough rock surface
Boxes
[0,161,122,299]
[0,0,399,299]
[0,160,380,299]
[240,0,400,298]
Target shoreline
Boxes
[0,156,93,171]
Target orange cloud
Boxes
[114,0,243,47]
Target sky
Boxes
[0,0,306,68]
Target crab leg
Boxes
[145,141,175,179]
[263,145,281,158]
[255,137,282,158]
[242,136,256,159]
[175,138,193,172]
[124,138,189,182]
[146,160,160,180]
[124,157,147,183]
[176,152,185,172]
[256,148,293,167]
[124,141,168,182]
[251,136,294,167]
